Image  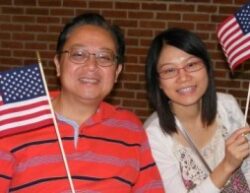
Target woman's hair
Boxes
[56,12,125,64]
[145,27,217,135]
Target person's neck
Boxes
[52,93,100,125]
[172,103,205,130]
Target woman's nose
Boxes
[176,68,191,81]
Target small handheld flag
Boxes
[217,3,250,70]
[0,64,53,137]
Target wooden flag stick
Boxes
[244,81,250,126]
[36,51,76,193]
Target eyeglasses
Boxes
[158,61,204,79]
[60,47,118,67]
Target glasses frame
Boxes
[158,61,205,79]
[59,48,118,67]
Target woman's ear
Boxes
[54,56,60,77]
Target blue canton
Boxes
[235,3,250,34]
[0,64,45,104]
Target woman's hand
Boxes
[223,127,250,173]
[210,127,250,189]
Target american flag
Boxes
[0,64,53,137]
[217,3,250,70]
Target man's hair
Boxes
[56,12,125,64]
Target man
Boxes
[0,12,164,193]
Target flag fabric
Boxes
[0,64,53,137]
[217,3,250,70]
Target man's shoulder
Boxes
[101,102,143,125]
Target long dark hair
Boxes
[145,27,217,135]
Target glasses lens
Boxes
[95,51,115,67]
[70,49,88,64]
[159,65,178,79]
[185,62,203,72]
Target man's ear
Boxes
[115,64,123,83]
[54,56,60,77]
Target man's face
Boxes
[54,25,122,105]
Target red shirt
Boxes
[0,97,164,193]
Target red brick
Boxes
[169,4,195,12]
[2,41,23,49]
[0,1,12,5]
[63,0,87,7]
[38,0,61,6]
[26,8,49,15]
[128,12,153,19]
[25,42,47,50]
[89,1,113,9]
[0,32,11,40]
[24,24,47,32]
[37,16,60,24]
[115,2,140,10]
[14,0,36,6]
[141,3,166,11]
[37,34,58,42]
[218,5,240,14]
[0,24,23,31]
[50,8,74,16]
[156,13,181,20]
[127,29,153,37]
[140,21,166,29]
[197,5,217,13]
[12,33,35,41]
[1,7,24,14]
[183,14,209,22]
[103,10,127,18]
[113,19,138,28]
[0,49,11,56]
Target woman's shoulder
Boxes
[217,92,236,102]
[217,92,241,111]
[144,111,159,129]
[216,92,234,100]
[144,112,173,141]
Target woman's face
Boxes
[54,25,122,105]
[157,45,208,108]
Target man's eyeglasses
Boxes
[60,48,118,67]
[158,61,204,79]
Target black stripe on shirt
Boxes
[11,138,61,153]
[74,175,134,186]
[9,175,133,192]
[140,162,156,171]
[11,134,140,153]
[79,134,140,147]
[0,174,12,180]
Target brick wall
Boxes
[0,0,249,123]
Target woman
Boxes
[144,27,250,193]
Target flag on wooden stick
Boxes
[0,64,53,137]
[217,3,250,70]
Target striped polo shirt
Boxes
[0,100,164,193]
